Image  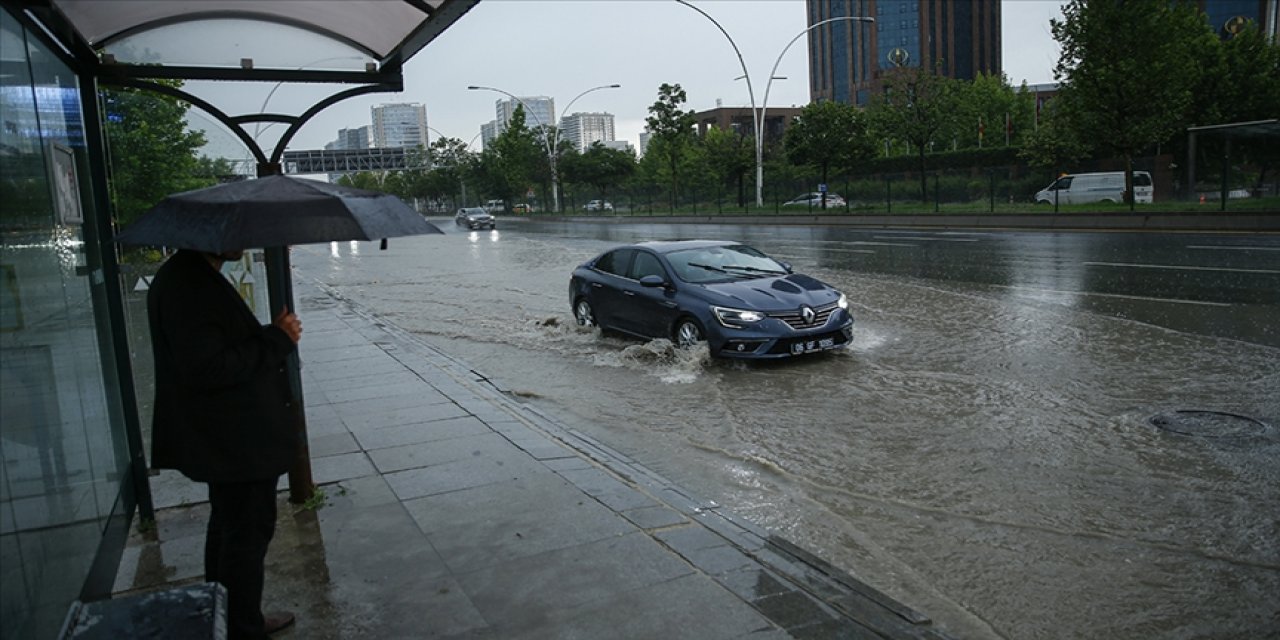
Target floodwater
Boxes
[289,222,1280,640]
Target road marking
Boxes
[872,235,979,242]
[1186,245,1280,252]
[1083,261,1280,275]
[1005,285,1232,307]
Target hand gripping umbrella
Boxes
[116,175,442,502]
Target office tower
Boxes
[371,102,428,148]
[494,97,555,133]
[480,120,499,149]
[331,126,370,150]
[1198,0,1279,39]
[807,0,1001,106]
[560,112,616,152]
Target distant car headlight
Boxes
[836,293,848,309]
[713,306,765,327]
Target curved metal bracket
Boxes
[97,78,403,169]
[270,83,399,164]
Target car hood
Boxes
[692,274,840,310]
[465,213,493,219]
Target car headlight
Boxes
[836,293,848,309]
[713,306,765,327]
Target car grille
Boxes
[768,302,838,330]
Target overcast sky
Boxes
[195,1,1065,161]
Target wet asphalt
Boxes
[112,276,952,639]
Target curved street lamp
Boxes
[468,83,618,213]
[676,1,872,207]
[676,0,760,206]
[760,16,874,207]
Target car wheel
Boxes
[573,298,596,327]
[673,318,704,348]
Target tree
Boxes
[699,126,753,207]
[1051,0,1216,204]
[783,101,875,207]
[474,106,543,207]
[946,73,1035,151]
[866,65,958,201]
[102,82,212,227]
[561,142,635,202]
[644,83,697,209]
[1018,105,1090,175]
[1215,23,1280,191]
[421,137,473,209]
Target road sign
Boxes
[818,183,827,193]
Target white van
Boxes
[1035,171,1153,205]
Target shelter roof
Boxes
[13,0,478,81]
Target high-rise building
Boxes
[480,120,499,149]
[1197,0,1279,40]
[559,112,615,152]
[371,102,428,148]
[807,0,1001,106]
[494,97,555,133]
[327,126,370,150]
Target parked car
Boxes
[455,207,496,230]
[512,203,534,214]
[782,192,846,208]
[583,199,614,212]
[483,199,505,212]
[569,240,854,359]
[1034,171,1153,205]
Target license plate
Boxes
[790,337,836,354]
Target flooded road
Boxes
[290,221,1280,639]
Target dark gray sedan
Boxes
[455,207,495,230]
[569,240,854,359]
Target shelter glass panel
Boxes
[1,8,131,639]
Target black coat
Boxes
[148,250,298,483]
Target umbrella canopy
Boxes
[116,175,442,253]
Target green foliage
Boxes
[1051,0,1215,200]
[644,83,698,206]
[867,66,959,200]
[561,142,635,200]
[102,83,213,227]
[698,126,753,206]
[784,100,875,187]
[943,73,1036,150]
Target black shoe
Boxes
[264,611,296,635]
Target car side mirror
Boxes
[639,275,667,288]
[779,261,793,273]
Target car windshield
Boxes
[665,244,787,283]
[461,209,486,216]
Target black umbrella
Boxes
[115,175,442,252]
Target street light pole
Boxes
[759,16,873,207]
[468,84,619,213]
[677,1,872,208]
[676,0,761,206]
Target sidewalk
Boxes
[112,277,952,639]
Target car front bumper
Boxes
[707,312,855,359]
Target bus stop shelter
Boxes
[1,2,478,629]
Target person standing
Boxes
[147,249,301,639]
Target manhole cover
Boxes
[1148,410,1270,439]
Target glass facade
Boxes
[1,8,134,639]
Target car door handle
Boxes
[591,283,603,288]
[623,291,636,296]
[662,301,677,308]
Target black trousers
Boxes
[206,479,279,640]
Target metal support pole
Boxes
[80,75,155,523]
[257,162,314,504]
